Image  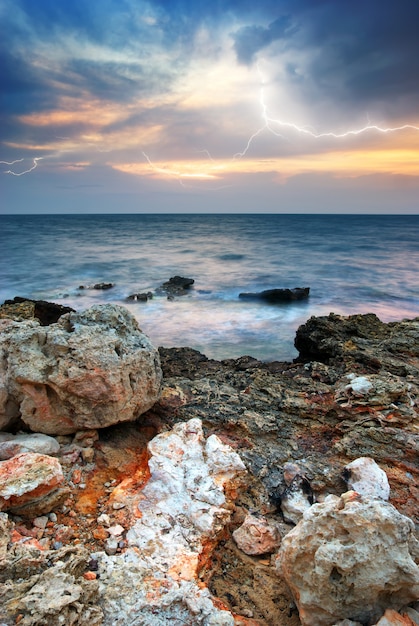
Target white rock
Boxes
[95,418,246,625]
[276,492,419,626]
[343,457,390,501]
[345,374,373,396]
[0,432,60,460]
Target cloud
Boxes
[232,15,295,65]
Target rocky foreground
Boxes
[0,301,418,626]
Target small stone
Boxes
[107,524,125,537]
[33,515,49,529]
[72,469,82,484]
[105,537,119,555]
[112,501,125,510]
[97,513,111,526]
[81,447,95,463]
[49,512,57,522]
[83,571,97,580]
[232,514,281,555]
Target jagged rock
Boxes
[343,457,390,501]
[0,433,60,460]
[156,275,195,297]
[95,417,246,624]
[232,514,281,555]
[0,526,103,626]
[277,462,314,525]
[276,492,419,626]
[239,287,310,303]
[294,313,419,375]
[0,297,75,326]
[0,304,162,434]
[0,452,65,515]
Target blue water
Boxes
[1,214,418,361]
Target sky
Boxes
[1,0,419,214]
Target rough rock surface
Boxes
[0,309,418,626]
[343,456,390,500]
[276,492,419,626]
[0,432,60,460]
[96,417,247,625]
[232,514,281,555]
[0,304,162,434]
[0,452,65,515]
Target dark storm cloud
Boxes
[232,15,295,65]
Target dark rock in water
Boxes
[239,287,309,303]
[126,292,153,302]
[156,276,195,298]
[78,282,115,290]
[1,297,75,326]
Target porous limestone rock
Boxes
[343,457,390,501]
[276,492,419,626]
[0,432,60,460]
[232,514,281,555]
[0,452,65,515]
[0,304,162,434]
[95,417,247,625]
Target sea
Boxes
[1,213,418,362]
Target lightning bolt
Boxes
[234,64,419,158]
[1,157,43,176]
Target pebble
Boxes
[49,512,57,523]
[112,502,125,510]
[97,513,111,526]
[107,524,125,537]
[33,515,49,529]
[104,537,119,555]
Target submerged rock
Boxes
[276,492,419,626]
[0,304,162,434]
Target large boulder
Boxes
[276,492,419,626]
[0,304,162,435]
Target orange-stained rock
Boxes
[0,452,64,513]
[376,609,417,626]
[0,304,162,434]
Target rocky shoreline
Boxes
[0,299,418,625]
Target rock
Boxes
[276,492,419,626]
[343,457,390,501]
[0,297,75,325]
[232,514,281,555]
[156,275,195,297]
[277,462,314,525]
[96,417,246,624]
[126,291,153,301]
[375,609,417,625]
[78,282,115,290]
[0,452,65,515]
[0,304,162,434]
[0,432,60,460]
[239,287,310,303]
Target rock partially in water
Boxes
[156,275,195,297]
[0,304,162,434]
[276,492,419,626]
[239,287,310,303]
